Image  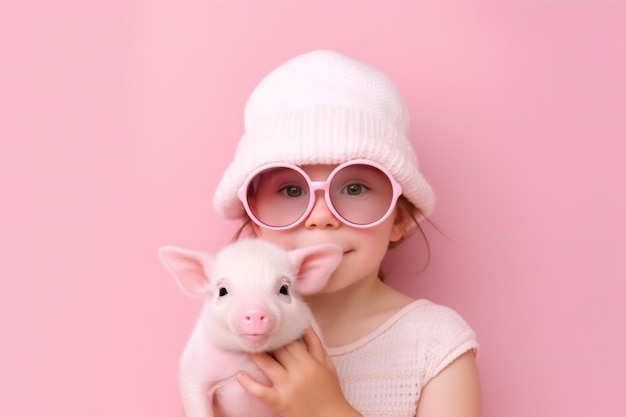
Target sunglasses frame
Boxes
[237,159,402,230]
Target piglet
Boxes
[158,238,343,417]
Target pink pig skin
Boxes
[159,239,343,417]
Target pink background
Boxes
[1,1,624,416]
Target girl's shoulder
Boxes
[328,299,478,372]
[396,299,477,337]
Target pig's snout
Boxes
[241,308,272,335]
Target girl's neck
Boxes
[305,276,414,348]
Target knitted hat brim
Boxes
[213,105,435,220]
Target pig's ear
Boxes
[158,246,215,296]
[288,244,343,295]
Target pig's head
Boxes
[158,239,342,353]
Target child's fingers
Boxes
[302,326,324,354]
[272,327,321,366]
[301,327,334,367]
[247,352,286,381]
[270,327,321,366]
[236,371,276,403]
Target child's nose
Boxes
[304,192,341,229]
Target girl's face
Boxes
[251,164,405,293]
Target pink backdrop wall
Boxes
[1,1,624,416]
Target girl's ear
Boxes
[390,221,407,243]
[390,204,416,243]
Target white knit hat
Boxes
[213,50,435,219]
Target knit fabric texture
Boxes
[327,299,478,417]
[213,50,435,220]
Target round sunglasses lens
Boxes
[246,167,310,228]
[329,164,395,225]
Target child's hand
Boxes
[237,327,362,417]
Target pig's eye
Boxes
[279,284,289,296]
[218,287,228,297]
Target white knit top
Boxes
[327,299,478,417]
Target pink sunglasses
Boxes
[237,159,402,230]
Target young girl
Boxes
[212,50,481,417]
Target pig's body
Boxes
[159,239,343,417]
